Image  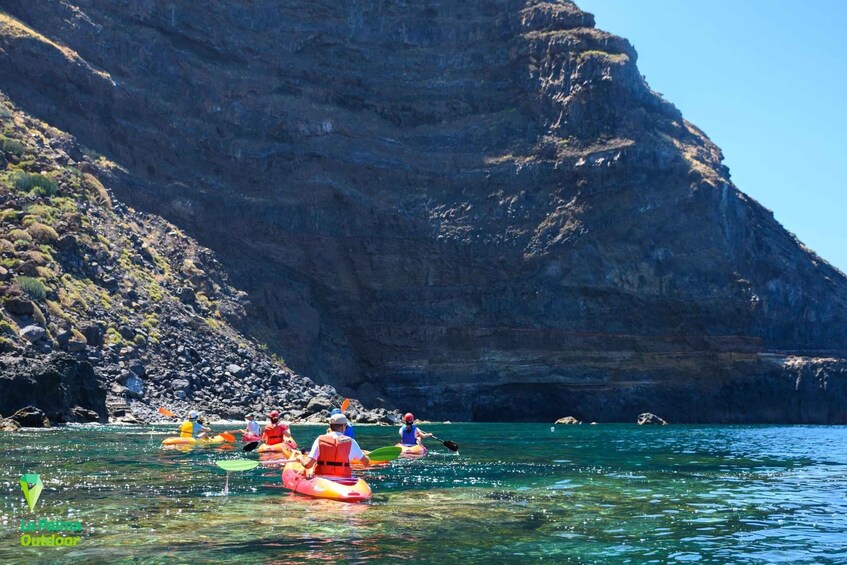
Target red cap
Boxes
[269,410,280,419]
[404,412,414,423]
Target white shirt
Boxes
[307,431,364,461]
[246,420,260,435]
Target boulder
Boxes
[554,416,581,425]
[79,323,104,348]
[56,329,72,346]
[20,325,46,342]
[9,406,51,427]
[71,405,100,422]
[0,354,107,423]
[5,297,34,316]
[637,412,668,425]
[128,360,146,378]
[1,418,21,431]
[226,363,247,378]
[306,396,333,412]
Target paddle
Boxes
[219,432,236,443]
[366,446,402,463]
[430,435,459,452]
[340,398,350,411]
[158,407,176,418]
[216,459,259,495]
[243,441,259,452]
[216,459,259,472]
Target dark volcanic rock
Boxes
[8,406,50,428]
[1,1,846,421]
[0,354,107,423]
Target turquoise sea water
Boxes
[1,423,846,563]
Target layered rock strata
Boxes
[0,1,844,421]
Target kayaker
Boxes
[399,412,432,446]
[240,412,261,442]
[330,408,355,438]
[262,410,296,448]
[301,413,369,477]
[179,410,211,439]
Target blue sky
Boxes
[575,0,847,273]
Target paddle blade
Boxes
[216,459,259,472]
[367,446,402,463]
[243,441,259,452]
[158,407,176,417]
[442,440,459,452]
[340,398,350,411]
[220,432,236,443]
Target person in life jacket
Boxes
[330,408,355,439]
[240,412,261,442]
[179,410,211,439]
[302,413,369,477]
[262,410,296,447]
[398,412,432,446]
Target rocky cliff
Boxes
[0,1,845,422]
[0,95,392,425]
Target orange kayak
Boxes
[396,442,428,458]
[279,445,372,503]
[257,438,298,453]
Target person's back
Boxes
[179,411,203,438]
[263,410,289,445]
[179,419,196,438]
[399,423,418,445]
[315,433,353,477]
[302,413,369,476]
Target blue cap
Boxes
[330,408,342,415]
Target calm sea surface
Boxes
[1,423,846,563]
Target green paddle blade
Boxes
[367,446,402,463]
[216,459,259,472]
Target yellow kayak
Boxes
[161,435,228,447]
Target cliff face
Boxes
[0,95,389,425]
[1,1,845,421]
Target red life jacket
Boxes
[315,434,352,477]
[263,423,288,445]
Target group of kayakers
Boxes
[176,408,433,478]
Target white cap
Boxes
[329,413,348,426]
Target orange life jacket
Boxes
[315,434,352,477]
[264,423,288,445]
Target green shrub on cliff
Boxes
[27,222,59,243]
[15,276,47,300]
[12,171,58,197]
[7,228,31,242]
[2,138,24,157]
